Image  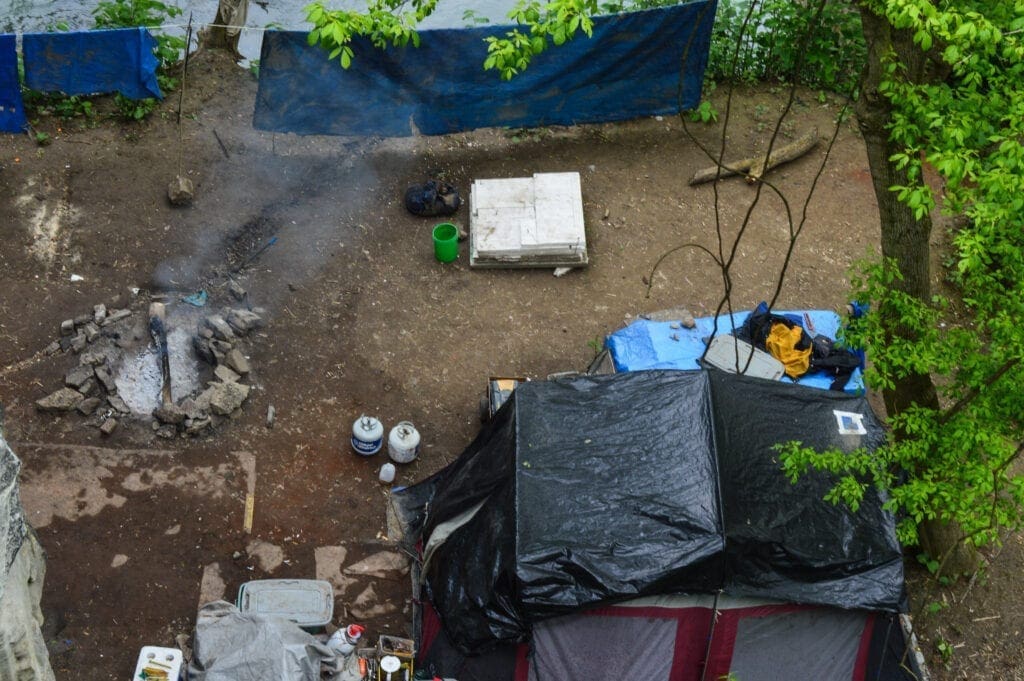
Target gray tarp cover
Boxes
[0,433,28,601]
[188,601,339,681]
[395,370,905,653]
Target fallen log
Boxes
[746,127,820,184]
[688,127,820,186]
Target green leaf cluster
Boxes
[304,0,438,69]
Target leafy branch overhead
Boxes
[304,0,439,68]
[306,0,680,78]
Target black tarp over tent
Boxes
[394,370,911,676]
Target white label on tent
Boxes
[833,410,867,435]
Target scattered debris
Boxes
[266,404,275,429]
[228,280,246,301]
[99,417,118,436]
[553,266,574,277]
[182,290,208,307]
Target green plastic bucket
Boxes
[432,223,459,263]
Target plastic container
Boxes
[379,462,396,484]
[237,579,334,631]
[432,223,459,263]
[133,646,182,681]
[328,623,365,656]
[351,415,384,455]
[387,421,421,463]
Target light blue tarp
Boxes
[22,27,163,100]
[0,34,27,133]
[253,1,716,137]
[607,309,865,394]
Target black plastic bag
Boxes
[404,180,461,217]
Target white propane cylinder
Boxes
[351,415,383,455]
[387,421,420,463]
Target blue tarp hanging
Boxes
[253,1,716,137]
[22,27,163,100]
[0,34,27,133]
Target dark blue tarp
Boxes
[253,1,716,137]
[22,27,163,100]
[0,34,27,133]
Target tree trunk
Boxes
[855,5,977,571]
[201,0,248,59]
[855,6,940,417]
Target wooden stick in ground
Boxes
[745,127,820,184]
[148,302,173,406]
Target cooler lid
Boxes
[237,579,334,627]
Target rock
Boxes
[60,319,75,336]
[95,366,117,393]
[214,365,240,383]
[199,327,214,340]
[100,418,118,436]
[226,309,263,335]
[101,309,132,326]
[93,304,107,324]
[76,397,102,416]
[457,224,469,242]
[203,315,236,341]
[266,405,275,429]
[77,377,98,397]
[228,281,247,301]
[167,175,194,206]
[37,388,84,412]
[73,314,91,327]
[192,336,216,365]
[208,382,250,416]
[70,333,87,353]
[194,388,215,413]
[681,313,696,329]
[107,395,130,414]
[44,341,61,355]
[180,398,205,421]
[224,349,250,375]
[153,404,187,425]
[155,424,177,439]
[83,322,100,343]
[65,364,95,389]
[211,339,234,355]
[80,350,106,366]
[553,266,573,277]
[111,554,129,568]
[59,336,73,352]
[186,417,211,435]
[343,551,409,578]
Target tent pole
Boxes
[698,590,722,681]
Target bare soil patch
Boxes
[1,49,1018,679]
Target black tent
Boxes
[395,370,920,679]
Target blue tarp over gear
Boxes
[0,34,27,133]
[253,1,716,137]
[607,309,865,393]
[22,28,163,100]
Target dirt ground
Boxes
[1,50,1020,679]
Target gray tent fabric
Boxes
[727,608,866,681]
[528,611,678,681]
[0,432,28,600]
[188,601,339,681]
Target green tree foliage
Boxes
[304,0,439,68]
[780,1,1024,555]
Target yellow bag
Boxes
[765,323,811,378]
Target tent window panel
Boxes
[529,615,677,681]
[728,609,866,681]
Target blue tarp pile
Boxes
[0,27,163,133]
[607,307,866,393]
[254,1,716,137]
